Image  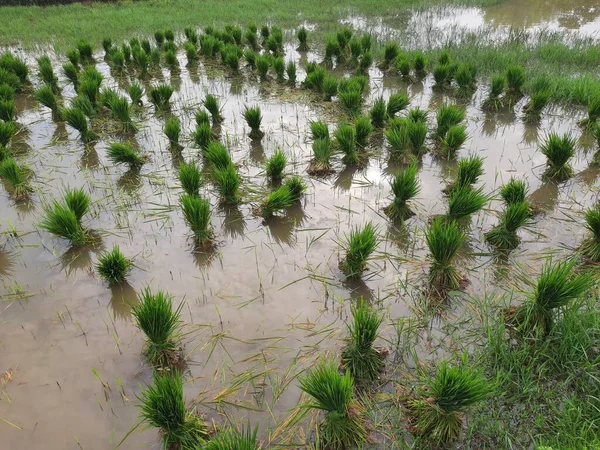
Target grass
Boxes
[138,372,207,449]
[243,105,263,140]
[96,245,132,285]
[62,106,96,142]
[446,186,489,221]
[299,361,366,450]
[500,178,528,205]
[425,218,465,292]
[37,55,60,94]
[580,206,600,262]
[485,201,530,250]
[341,302,385,384]
[354,115,373,148]
[308,138,334,175]
[435,104,465,140]
[340,221,378,279]
[540,133,576,181]
[178,161,203,196]
[108,96,137,133]
[132,287,183,369]
[107,142,146,169]
[203,94,224,123]
[335,124,358,165]
[505,65,525,96]
[164,116,182,148]
[180,194,213,246]
[265,149,286,182]
[0,157,32,199]
[35,85,62,120]
[213,163,241,205]
[40,201,88,246]
[149,84,174,110]
[384,163,420,221]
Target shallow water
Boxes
[0,36,598,450]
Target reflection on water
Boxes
[109,281,138,320]
[0,248,15,278]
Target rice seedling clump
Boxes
[341,221,378,279]
[425,218,465,292]
[107,142,146,169]
[203,94,224,123]
[243,105,264,139]
[265,149,286,182]
[164,116,182,148]
[0,157,33,199]
[485,201,530,250]
[335,124,359,165]
[178,161,203,196]
[540,133,576,181]
[40,201,88,246]
[384,163,420,221]
[96,245,132,285]
[500,178,528,205]
[308,138,333,175]
[579,206,600,262]
[180,195,213,246]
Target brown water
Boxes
[0,37,597,450]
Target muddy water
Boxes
[0,42,597,449]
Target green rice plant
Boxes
[100,88,119,109]
[324,37,340,63]
[96,245,132,285]
[341,302,384,383]
[35,85,62,120]
[482,74,505,111]
[485,201,529,250]
[361,34,372,52]
[0,120,16,147]
[341,221,378,279]
[395,57,410,77]
[66,49,80,67]
[78,67,103,105]
[414,52,426,73]
[435,104,465,140]
[165,50,179,69]
[593,125,600,164]
[370,97,388,128]
[304,66,326,91]
[387,93,409,118]
[337,28,352,50]
[203,94,223,123]
[0,158,32,199]
[408,360,490,444]
[0,52,29,84]
[213,163,241,205]
[505,65,525,96]
[128,82,144,107]
[154,30,165,46]
[178,161,202,196]
[299,361,366,450]
[455,64,476,90]
[70,96,95,118]
[260,184,294,218]
[349,39,362,60]
[163,41,177,54]
[335,124,359,165]
[0,100,16,122]
[121,44,131,61]
[310,121,329,141]
[108,50,125,70]
[384,163,420,220]
[204,424,258,450]
[184,42,198,64]
[284,175,306,202]
[358,51,373,73]
[265,149,286,182]
[149,84,174,110]
[132,48,149,74]
[297,26,309,51]
[447,186,488,221]
[61,107,96,142]
[180,194,213,246]
[225,51,239,71]
[438,50,450,65]
[256,55,270,81]
[408,107,428,124]
[184,27,199,45]
[245,28,258,50]
[108,96,137,133]
[194,110,210,127]
[0,146,9,163]
[514,258,594,335]
[500,178,528,205]
[132,287,184,369]
[244,50,256,69]
[40,201,87,246]
[193,123,212,151]
[76,40,93,62]
[425,218,465,291]
[164,29,175,41]
[286,61,296,83]
[406,120,428,155]
[0,69,21,92]
[102,38,113,55]
[0,84,15,101]
[308,138,333,175]
[385,125,410,157]
[164,116,181,148]
[354,116,373,148]
[260,24,270,42]
[129,37,140,49]
[273,57,285,81]
[579,96,600,128]
[523,90,551,123]
[243,105,264,140]
[107,142,146,169]
[37,56,60,94]
[383,42,399,66]
[322,76,338,101]
[338,88,362,116]
[440,125,468,158]
[433,64,450,87]
[580,206,600,261]
[64,187,90,223]
[449,155,484,192]
[540,133,576,181]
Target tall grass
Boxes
[540,133,576,181]
[580,206,600,261]
[107,142,146,169]
[265,149,286,182]
[341,222,378,279]
[426,218,465,292]
[178,161,203,196]
[180,194,213,246]
[243,105,264,139]
[203,94,224,123]
[96,245,132,285]
[384,163,420,221]
[485,201,529,250]
[0,157,32,199]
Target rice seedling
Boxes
[35,85,62,120]
[396,57,411,77]
[341,221,378,279]
[256,55,270,81]
[406,120,428,155]
[165,50,178,69]
[76,40,93,63]
[78,67,103,105]
[265,149,286,182]
[297,26,309,51]
[324,37,341,63]
[243,50,256,70]
[512,258,594,335]
[425,218,465,291]
[96,245,132,285]
[61,107,96,143]
[0,52,29,84]
[65,48,80,67]
[349,38,362,61]
[335,124,359,165]
[304,66,326,91]
[213,163,241,205]
[0,146,10,163]
[593,125,600,164]
[107,142,146,169]
[578,96,600,128]
[132,287,184,369]
[64,187,90,223]
[447,155,484,193]
[0,158,32,199]
[337,28,352,51]
[485,201,529,250]
[339,88,363,116]
[108,50,125,70]
[108,96,137,133]
[71,96,95,118]
[260,185,294,218]
[358,51,373,73]
[164,29,175,41]
[184,42,198,64]
[193,123,212,151]
[204,424,258,450]
[149,84,174,111]
[180,194,213,246]
[37,56,60,94]
[245,28,258,50]
[500,178,528,205]
[184,27,199,45]
[482,74,505,111]
[163,41,177,55]
[0,69,21,92]
[580,206,600,261]
[0,120,16,147]
[433,64,450,87]
[100,88,119,109]
[0,84,15,101]
[129,37,140,49]
[447,186,488,221]
[387,93,409,118]
[407,359,490,444]
[440,125,468,158]
[0,100,16,122]
[225,51,239,71]
[540,133,576,181]
[370,97,388,128]
[310,121,329,141]
[505,65,525,96]
[154,30,165,46]
[164,116,182,149]
[299,361,367,450]
[284,175,306,201]
[361,34,372,51]
[408,107,428,124]
[414,52,426,73]
[178,161,202,196]
[354,116,373,148]
[455,64,476,91]
[308,138,333,175]
[321,75,337,102]
[384,163,420,221]
[242,105,264,140]
[102,38,113,55]
[523,90,551,123]
[40,201,87,246]
[435,104,465,140]
[203,94,223,123]
[341,301,385,384]
[133,48,149,74]
[285,61,296,84]
[438,50,450,65]
[383,42,399,66]
[128,82,144,107]
[121,44,131,61]
[385,124,410,157]
[273,57,285,81]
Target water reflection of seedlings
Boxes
[59,239,103,276]
[117,168,143,193]
[191,243,218,271]
[343,277,375,304]
[109,281,138,320]
[528,180,559,215]
[80,143,100,169]
[221,205,246,239]
[333,165,359,191]
[249,140,265,164]
[0,248,15,278]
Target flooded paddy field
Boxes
[1,6,599,450]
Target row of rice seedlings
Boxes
[340,221,378,279]
[385,118,428,158]
[260,175,306,218]
[384,163,420,221]
[96,245,132,285]
[0,157,33,200]
[35,85,62,120]
[39,188,91,246]
[107,142,146,169]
